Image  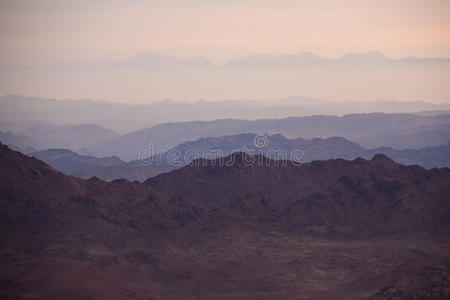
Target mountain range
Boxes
[0,130,41,154]
[29,134,450,182]
[29,148,126,175]
[1,50,449,102]
[1,143,449,299]
[2,109,449,162]
[89,113,450,161]
[3,51,449,70]
[227,50,450,67]
[19,123,119,151]
[2,95,450,134]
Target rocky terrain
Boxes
[1,143,449,299]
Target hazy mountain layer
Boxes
[30,134,450,182]
[4,102,447,161]
[30,148,126,175]
[0,131,40,154]
[87,113,450,161]
[1,95,450,134]
[19,123,119,151]
[1,51,449,102]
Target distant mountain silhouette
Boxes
[50,134,368,181]
[2,50,449,101]
[161,133,367,163]
[88,113,450,161]
[369,142,450,169]
[20,123,119,151]
[35,134,450,182]
[228,51,448,67]
[28,148,170,182]
[1,142,449,298]
[2,95,450,134]
[0,130,40,153]
[168,133,450,169]
[30,148,126,175]
[336,51,389,62]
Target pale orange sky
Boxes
[1,0,449,65]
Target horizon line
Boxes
[2,50,450,68]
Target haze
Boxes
[0,0,449,102]
[2,2,450,298]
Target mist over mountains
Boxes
[1,50,449,102]
[2,87,450,300]
[227,50,450,67]
[1,94,450,134]
[20,123,119,150]
[29,134,450,182]
[85,113,450,161]
[1,95,449,162]
[3,1,450,298]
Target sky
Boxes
[1,0,449,65]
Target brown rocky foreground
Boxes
[1,144,449,299]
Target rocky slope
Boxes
[1,143,449,299]
[146,152,450,238]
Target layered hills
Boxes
[1,94,450,138]
[30,148,126,175]
[1,99,449,162]
[89,113,450,161]
[29,134,450,182]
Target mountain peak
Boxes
[191,151,256,167]
[370,153,395,164]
